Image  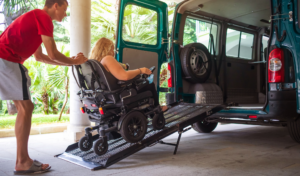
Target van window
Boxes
[183,18,218,54]
[262,36,269,61]
[226,28,254,60]
[122,4,158,45]
[226,29,240,57]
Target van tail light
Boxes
[248,115,257,119]
[167,63,173,87]
[80,107,86,114]
[99,107,104,115]
[268,48,284,83]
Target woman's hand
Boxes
[140,67,152,75]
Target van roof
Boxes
[177,0,270,28]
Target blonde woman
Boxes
[89,37,167,111]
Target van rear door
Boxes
[115,0,169,89]
[270,0,300,112]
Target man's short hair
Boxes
[45,0,68,8]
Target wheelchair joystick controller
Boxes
[142,66,156,79]
[149,66,156,73]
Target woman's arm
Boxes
[101,56,151,81]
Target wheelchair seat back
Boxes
[75,60,121,104]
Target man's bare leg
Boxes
[13,100,49,171]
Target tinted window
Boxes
[226,29,240,57]
[183,18,218,54]
[262,36,269,61]
[226,28,254,60]
[240,32,254,59]
[122,4,158,45]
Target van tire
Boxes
[288,118,300,143]
[181,43,212,83]
[192,121,218,133]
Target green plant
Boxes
[0,114,70,129]
[48,63,70,120]
[122,4,158,45]
[90,0,116,45]
[2,0,38,25]
[0,100,8,116]
[23,45,71,116]
[90,1,177,46]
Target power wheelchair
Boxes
[73,60,165,156]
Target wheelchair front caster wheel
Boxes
[93,139,108,156]
[152,112,165,130]
[79,136,93,151]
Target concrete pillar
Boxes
[67,0,91,142]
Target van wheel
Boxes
[181,43,212,83]
[288,118,300,143]
[192,120,218,133]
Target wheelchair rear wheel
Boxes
[120,111,148,143]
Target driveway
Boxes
[0,124,299,176]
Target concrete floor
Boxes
[0,124,299,176]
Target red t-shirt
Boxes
[0,9,54,64]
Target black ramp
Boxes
[56,102,224,170]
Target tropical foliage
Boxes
[1,0,38,26]
[122,4,158,45]
[91,0,116,44]
[23,47,70,117]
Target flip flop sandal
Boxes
[14,160,51,175]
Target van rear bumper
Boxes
[209,90,298,122]
[268,90,297,119]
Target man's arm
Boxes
[33,46,72,66]
[41,35,87,65]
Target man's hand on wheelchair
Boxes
[140,67,152,75]
[72,53,88,65]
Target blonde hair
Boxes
[89,37,114,62]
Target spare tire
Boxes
[180,43,212,83]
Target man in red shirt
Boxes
[0,0,87,174]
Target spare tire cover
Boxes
[180,43,212,83]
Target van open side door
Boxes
[115,0,169,90]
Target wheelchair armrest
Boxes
[136,81,149,91]
[117,75,141,85]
